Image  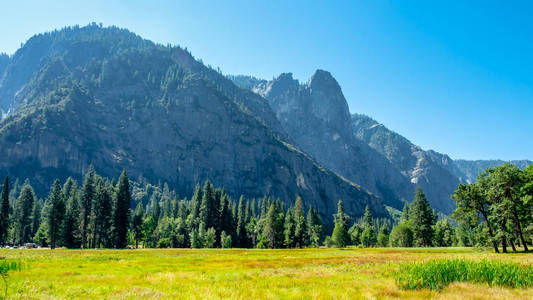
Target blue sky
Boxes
[1,1,531,160]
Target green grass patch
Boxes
[396,258,533,290]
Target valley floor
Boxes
[2,247,532,299]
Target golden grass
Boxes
[1,247,532,299]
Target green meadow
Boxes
[2,247,532,299]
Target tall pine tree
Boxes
[113,170,131,248]
[47,180,65,249]
[409,187,435,247]
[331,200,350,248]
[80,165,96,248]
[0,177,10,245]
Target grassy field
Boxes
[1,247,532,299]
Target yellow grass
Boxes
[1,247,532,299]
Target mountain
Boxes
[351,114,459,213]
[452,159,532,183]
[0,25,388,224]
[250,72,413,210]
[234,75,530,215]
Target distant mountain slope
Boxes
[351,114,459,213]
[453,159,532,183]
[0,25,388,224]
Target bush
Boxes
[389,222,413,247]
[156,238,171,248]
[396,259,533,290]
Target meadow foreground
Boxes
[2,247,532,299]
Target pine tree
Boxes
[262,203,283,248]
[92,179,113,248]
[293,196,307,248]
[80,165,96,248]
[15,182,36,245]
[283,210,295,248]
[236,196,247,247]
[331,200,350,248]
[376,224,390,247]
[31,199,42,238]
[47,180,66,249]
[360,205,376,247]
[113,170,131,248]
[132,202,144,248]
[0,176,10,245]
[306,207,323,247]
[63,194,81,248]
[409,187,435,247]
[199,181,217,231]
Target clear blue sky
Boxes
[1,1,532,160]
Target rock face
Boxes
[352,114,459,213]
[0,25,387,224]
[251,72,414,210]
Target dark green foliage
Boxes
[293,196,307,248]
[132,203,144,248]
[63,193,81,248]
[236,196,247,248]
[113,170,131,248]
[331,200,350,248]
[47,180,65,249]
[92,179,113,248]
[306,207,323,247]
[377,224,390,247]
[14,183,36,244]
[409,187,435,247]
[80,165,96,248]
[389,222,413,247]
[262,203,284,248]
[0,177,9,244]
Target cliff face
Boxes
[351,114,459,213]
[252,72,414,210]
[0,25,387,224]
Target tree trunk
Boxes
[481,211,499,253]
[511,206,529,252]
[510,238,517,252]
[502,235,507,253]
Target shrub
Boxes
[396,259,533,290]
[389,222,413,247]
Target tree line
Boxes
[0,163,530,250]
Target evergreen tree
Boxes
[31,199,42,239]
[409,187,435,247]
[262,203,284,248]
[113,170,131,248]
[47,180,66,249]
[14,182,36,245]
[63,194,81,248]
[236,196,247,247]
[306,207,323,247]
[0,176,9,245]
[361,205,377,247]
[293,196,307,248]
[283,210,295,248]
[132,202,144,248]
[92,179,113,248]
[80,165,96,248]
[376,224,390,247]
[199,181,217,232]
[331,200,350,248]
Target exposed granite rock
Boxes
[252,71,414,209]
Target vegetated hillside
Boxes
[0,24,387,223]
[250,72,413,210]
